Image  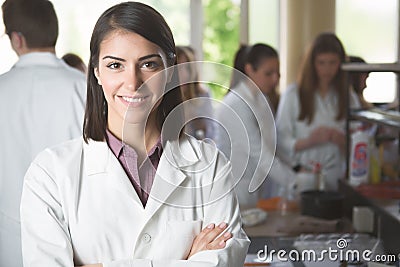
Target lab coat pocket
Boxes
[167,220,202,259]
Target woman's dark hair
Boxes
[83,1,183,143]
[246,43,279,71]
[230,43,279,88]
[297,32,347,124]
[348,55,367,94]
[229,44,250,88]
[62,53,86,73]
[246,43,280,111]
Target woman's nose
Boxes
[273,72,280,84]
[125,68,143,91]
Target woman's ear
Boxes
[94,68,102,85]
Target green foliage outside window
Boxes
[203,0,240,100]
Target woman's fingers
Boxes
[188,222,232,258]
[202,222,227,243]
[206,230,233,250]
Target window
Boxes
[336,0,399,103]
[249,0,279,49]
[203,0,240,99]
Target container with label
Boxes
[350,130,369,186]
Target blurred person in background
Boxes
[216,43,296,208]
[0,0,86,266]
[62,52,88,74]
[276,32,360,192]
[348,55,372,109]
[229,44,249,89]
[176,45,215,140]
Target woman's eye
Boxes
[141,61,161,70]
[265,71,277,77]
[107,62,121,69]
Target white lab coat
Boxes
[20,135,250,267]
[276,84,360,190]
[0,52,86,267]
[215,81,294,208]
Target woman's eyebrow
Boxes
[102,55,125,61]
[101,54,161,62]
[138,54,162,61]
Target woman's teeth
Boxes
[122,96,145,103]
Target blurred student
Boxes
[276,33,360,191]
[0,0,86,266]
[176,46,215,139]
[216,44,295,207]
[229,44,280,114]
[348,55,372,109]
[62,52,88,74]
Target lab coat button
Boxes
[142,233,151,243]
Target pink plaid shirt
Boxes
[106,130,162,207]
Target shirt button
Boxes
[142,233,151,243]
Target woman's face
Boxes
[314,52,341,85]
[95,30,167,133]
[246,57,280,95]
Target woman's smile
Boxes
[119,95,149,107]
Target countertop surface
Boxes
[243,209,358,267]
[243,209,354,238]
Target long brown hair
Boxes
[83,2,183,143]
[297,32,348,124]
[176,46,204,101]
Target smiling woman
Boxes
[94,30,168,145]
[19,2,249,267]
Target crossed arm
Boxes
[78,222,233,267]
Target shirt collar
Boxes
[105,129,163,158]
[105,130,124,158]
[14,52,63,69]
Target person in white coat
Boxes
[20,2,249,266]
[276,32,360,191]
[216,44,296,208]
[0,1,86,266]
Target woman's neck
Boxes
[108,115,160,160]
[317,81,331,98]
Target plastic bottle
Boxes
[369,137,381,184]
[349,130,369,186]
[313,162,325,191]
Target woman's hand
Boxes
[187,222,232,259]
[309,126,333,145]
[296,126,332,151]
[329,128,345,152]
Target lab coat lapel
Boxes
[84,140,143,208]
[144,137,200,220]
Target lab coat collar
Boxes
[146,135,202,205]
[83,136,201,211]
[83,139,110,176]
[13,52,65,69]
[83,135,201,176]
[235,80,258,101]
